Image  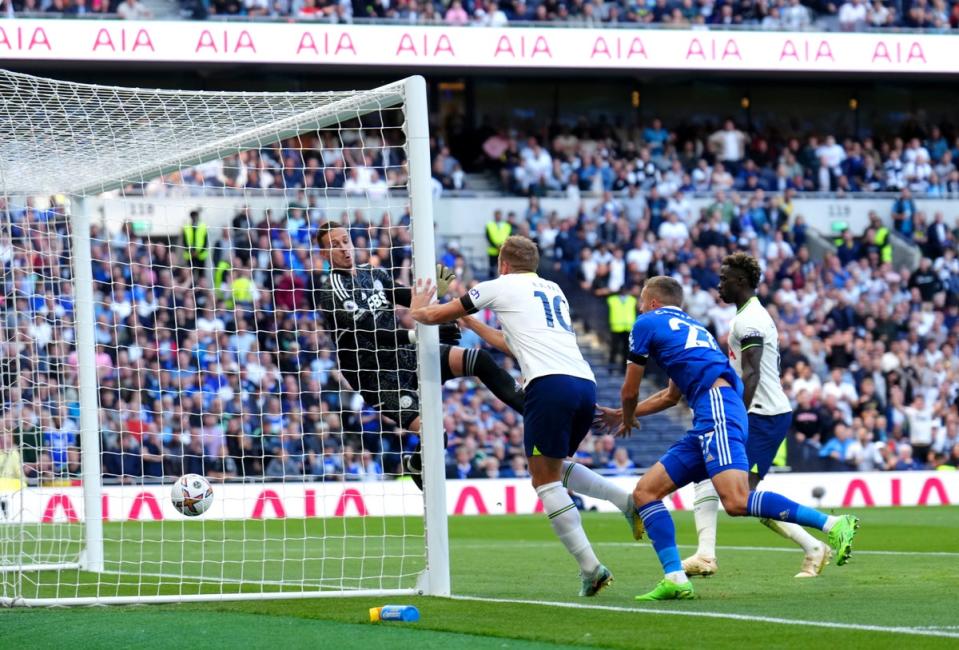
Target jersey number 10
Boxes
[533,291,574,333]
[669,317,718,351]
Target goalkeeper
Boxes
[316,223,524,488]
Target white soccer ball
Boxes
[171,474,214,517]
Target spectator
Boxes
[606,285,637,368]
[838,0,868,29]
[485,210,512,277]
[445,0,469,23]
[117,0,152,18]
[605,447,637,475]
[0,428,24,516]
[926,211,952,259]
[708,119,748,174]
[905,395,936,465]
[893,444,923,471]
[820,424,854,471]
[891,188,917,239]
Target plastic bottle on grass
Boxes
[369,605,420,622]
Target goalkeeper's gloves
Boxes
[406,322,461,346]
[436,263,457,298]
[438,322,461,346]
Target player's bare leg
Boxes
[631,463,694,600]
[529,455,611,597]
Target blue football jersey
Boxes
[629,306,743,404]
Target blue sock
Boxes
[637,501,682,574]
[748,491,828,531]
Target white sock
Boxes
[666,570,688,584]
[561,460,632,513]
[823,515,841,533]
[760,518,823,555]
[692,480,719,559]
[536,481,600,575]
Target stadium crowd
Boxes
[2,125,959,487]
[484,117,959,200]
[8,0,959,30]
[523,178,959,472]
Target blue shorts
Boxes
[524,375,596,459]
[660,386,750,488]
[746,411,792,479]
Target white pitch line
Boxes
[450,594,959,640]
[454,541,959,557]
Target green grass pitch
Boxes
[3,506,958,649]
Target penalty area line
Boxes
[449,595,959,640]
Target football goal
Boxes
[0,70,449,605]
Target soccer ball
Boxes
[171,474,214,517]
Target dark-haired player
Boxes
[683,253,832,579]
[315,223,524,489]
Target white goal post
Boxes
[0,70,449,605]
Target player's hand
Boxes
[438,322,461,346]
[411,278,437,314]
[618,411,639,438]
[592,405,622,435]
[436,264,457,298]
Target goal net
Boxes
[0,70,449,605]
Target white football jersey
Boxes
[727,296,792,416]
[465,273,595,387]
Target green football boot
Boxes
[635,578,696,601]
[827,515,861,566]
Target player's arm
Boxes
[619,360,644,437]
[458,316,511,356]
[409,278,467,324]
[739,334,764,410]
[618,315,654,436]
[389,264,455,308]
[410,272,491,326]
[634,380,682,418]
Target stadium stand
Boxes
[4,107,959,489]
[5,0,959,30]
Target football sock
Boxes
[536,481,600,575]
[637,500,685,580]
[747,491,829,531]
[760,518,823,555]
[692,480,719,559]
[465,348,525,414]
[561,460,632,513]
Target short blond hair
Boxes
[644,276,684,307]
[499,236,539,273]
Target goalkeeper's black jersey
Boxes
[316,264,417,392]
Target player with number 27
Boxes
[596,276,861,601]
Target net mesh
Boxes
[0,70,432,604]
